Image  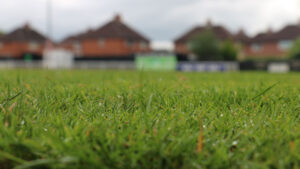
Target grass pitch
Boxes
[0,70,299,169]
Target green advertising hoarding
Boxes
[135,55,177,71]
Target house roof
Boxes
[62,15,150,43]
[250,32,274,43]
[62,30,92,43]
[250,24,300,43]
[175,22,233,44]
[234,29,250,43]
[0,23,47,43]
[272,25,300,40]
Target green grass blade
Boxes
[252,82,279,100]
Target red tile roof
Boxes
[175,24,233,44]
[63,15,150,43]
[250,24,300,43]
[234,29,250,43]
[0,23,47,43]
[62,30,90,43]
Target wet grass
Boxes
[0,70,299,169]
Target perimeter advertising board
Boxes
[135,55,177,71]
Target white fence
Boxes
[0,61,43,69]
[43,49,74,69]
[0,60,299,72]
[268,62,290,73]
[73,61,135,69]
[0,61,136,70]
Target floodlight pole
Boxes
[46,0,53,49]
[47,0,52,39]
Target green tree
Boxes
[289,38,300,59]
[188,30,222,61]
[220,40,238,61]
[0,30,4,36]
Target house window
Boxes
[73,41,81,50]
[29,41,38,50]
[125,40,134,47]
[140,42,148,49]
[278,40,292,50]
[98,38,105,47]
[186,42,193,50]
[251,43,263,52]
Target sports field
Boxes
[0,70,299,169]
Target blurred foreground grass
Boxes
[0,70,299,169]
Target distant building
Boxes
[61,14,151,60]
[174,20,234,60]
[174,19,300,60]
[234,29,250,44]
[234,29,250,60]
[0,23,47,59]
[244,23,300,59]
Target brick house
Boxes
[0,23,47,59]
[61,15,151,60]
[233,29,250,60]
[174,20,234,60]
[234,29,250,44]
[244,23,300,59]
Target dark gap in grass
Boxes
[1,90,23,106]
[252,82,279,100]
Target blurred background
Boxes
[0,0,299,71]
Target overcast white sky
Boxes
[0,0,299,48]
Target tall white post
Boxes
[47,0,52,39]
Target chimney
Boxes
[87,28,94,33]
[266,27,273,34]
[114,14,122,22]
[24,22,30,29]
[206,18,212,28]
[237,28,245,35]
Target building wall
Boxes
[175,42,246,60]
[62,38,151,58]
[174,43,189,55]
[243,42,288,60]
[176,41,291,60]
[0,42,45,58]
